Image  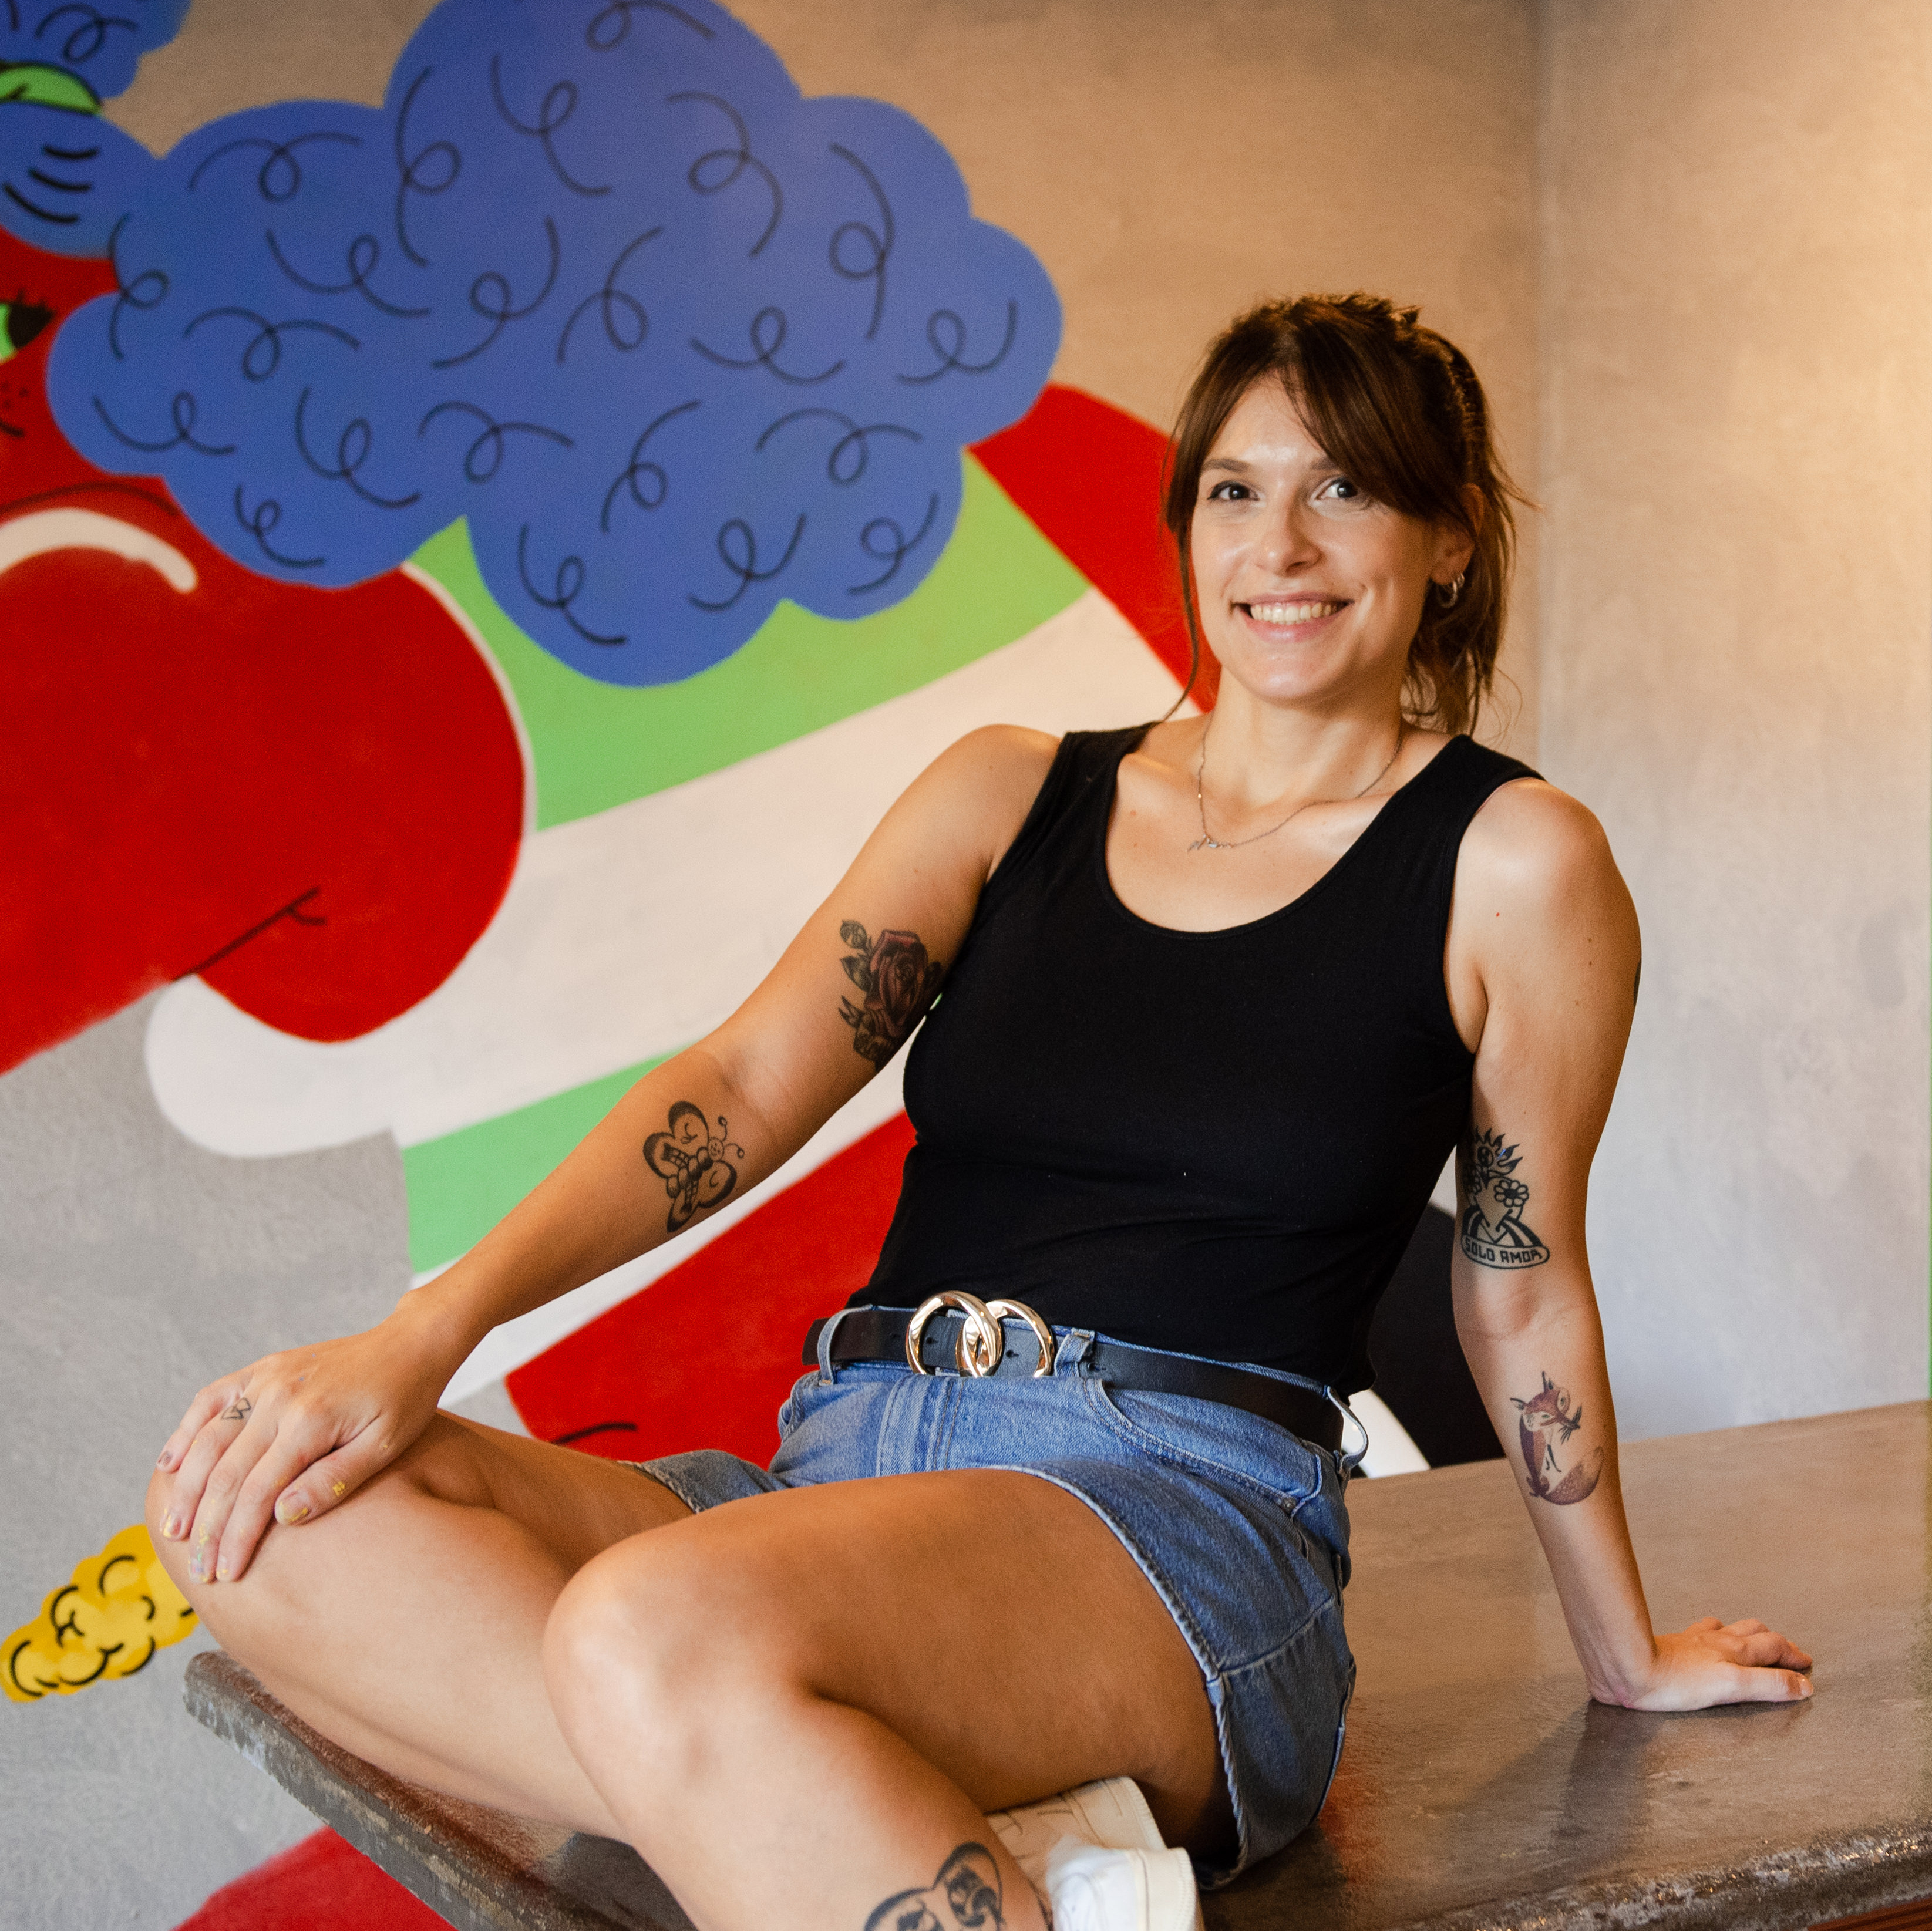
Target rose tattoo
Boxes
[837,921,944,1069]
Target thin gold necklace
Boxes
[1189,722,1406,853]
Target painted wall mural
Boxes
[0,4,1197,1925]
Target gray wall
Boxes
[1537,0,1932,1435]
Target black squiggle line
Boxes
[41,143,103,162]
[600,396,699,530]
[689,511,806,611]
[184,307,359,381]
[34,4,134,65]
[3,5,19,32]
[432,214,560,369]
[182,887,327,979]
[557,225,661,363]
[187,131,361,204]
[106,214,167,358]
[850,491,939,595]
[667,92,780,257]
[25,166,90,194]
[267,228,430,319]
[755,407,918,486]
[827,143,893,341]
[90,389,235,456]
[490,53,610,197]
[233,484,324,569]
[517,523,625,645]
[3,183,77,224]
[585,1,713,50]
[419,399,573,483]
[550,1420,640,1445]
[897,301,1019,386]
[393,65,460,267]
[294,386,422,510]
[691,306,842,387]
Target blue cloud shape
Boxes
[1,0,189,103]
[44,0,1061,683]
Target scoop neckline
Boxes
[1094,729,1469,939]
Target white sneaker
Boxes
[986,1778,1204,1931]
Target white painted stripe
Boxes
[1352,1389,1431,1477]
[0,507,197,592]
[438,1058,906,1403]
[144,588,1184,1157]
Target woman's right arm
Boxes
[153,724,1058,1584]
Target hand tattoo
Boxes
[220,1396,253,1423]
[864,1844,1003,1931]
[1511,1372,1604,1505]
[642,1101,745,1232]
[837,921,944,1069]
[1460,1128,1550,1268]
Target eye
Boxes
[1204,478,1254,501]
[1314,476,1361,503]
[0,297,55,365]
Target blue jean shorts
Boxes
[629,1322,1360,1885]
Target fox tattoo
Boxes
[1512,1372,1604,1505]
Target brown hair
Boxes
[1161,294,1524,736]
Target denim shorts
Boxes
[628,1322,1359,1885]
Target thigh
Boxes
[583,1465,1231,1852]
[148,1412,692,1828]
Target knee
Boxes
[544,1534,790,1777]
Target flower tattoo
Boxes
[641,1101,745,1233]
[837,921,944,1069]
[1460,1128,1551,1269]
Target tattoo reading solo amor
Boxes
[864,1842,1004,1931]
[641,1101,745,1233]
[838,921,944,1069]
[1512,1372,1604,1505]
[1460,1128,1551,1268]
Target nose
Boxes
[1254,493,1320,578]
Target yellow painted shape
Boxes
[4,1524,197,1702]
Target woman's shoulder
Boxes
[1455,753,1624,912]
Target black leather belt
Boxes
[801,1302,1344,1453]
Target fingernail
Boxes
[156,1449,174,1470]
[277,1499,309,1525]
[216,1557,231,1581]
[331,1480,346,1499]
[188,1558,206,1583]
[160,1512,181,1541]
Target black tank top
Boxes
[857,726,1540,1391]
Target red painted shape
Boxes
[509,1113,918,1463]
[972,382,1219,707]
[173,1828,446,1931]
[0,228,525,1074]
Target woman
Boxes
[147,295,1811,1931]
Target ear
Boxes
[1431,486,1483,587]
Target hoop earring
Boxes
[1437,571,1466,609]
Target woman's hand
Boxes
[152,1296,458,1586]
[1605,1616,1814,1710]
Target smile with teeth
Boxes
[1247,598,1346,624]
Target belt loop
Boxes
[1053,1328,1095,1376]
[815,1307,860,1386]
[1328,1387,1370,1479]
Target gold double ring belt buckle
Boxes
[904,1292,1055,1380]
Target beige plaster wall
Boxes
[112,0,1544,751]
[1537,0,1932,1434]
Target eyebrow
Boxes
[1200,456,1251,474]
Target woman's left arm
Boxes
[1445,779,1812,1710]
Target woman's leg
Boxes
[545,1467,1226,1931]
[145,1412,689,1835]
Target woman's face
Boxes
[1188,379,1470,712]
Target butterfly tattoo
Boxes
[642,1101,746,1233]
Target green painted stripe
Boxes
[402,1050,678,1272]
[410,453,1086,830]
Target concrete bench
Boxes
[185,1401,1932,1931]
